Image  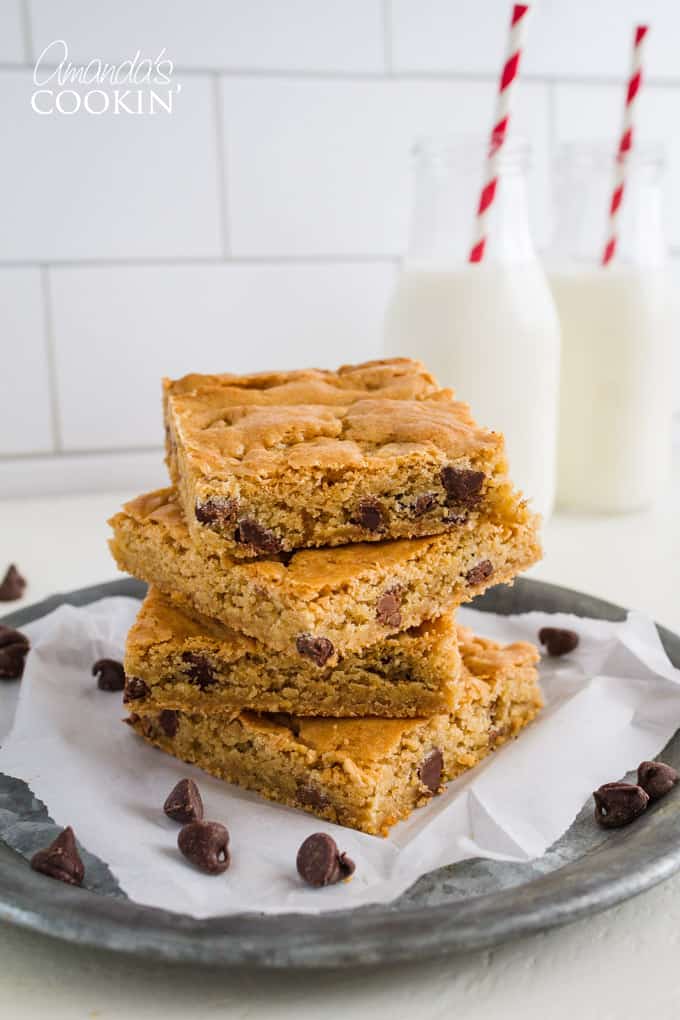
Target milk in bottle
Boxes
[384,137,560,519]
[548,142,674,512]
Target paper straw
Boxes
[601,25,649,266]
[469,3,530,263]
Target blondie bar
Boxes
[163,358,512,558]
[124,587,462,718]
[109,488,540,659]
[127,627,542,835]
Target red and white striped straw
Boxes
[601,25,649,266]
[469,3,530,263]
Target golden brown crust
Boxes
[127,627,543,834]
[163,358,510,557]
[109,487,542,656]
[124,587,462,718]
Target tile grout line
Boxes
[38,266,63,452]
[211,73,231,257]
[0,250,680,271]
[0,57,679,88]
[381,0,394,75]
[0,445,163,463]
[18,0,33,63]
[0,254,402,269]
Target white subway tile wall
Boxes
[0,269,53,456]
[390,0,680,80]
[221,78,550,256]
[0,1,26,63]
[1,0,679,495]
[28,0,385,72]
[0,71,224,261]
[49,262,394,450]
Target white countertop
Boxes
[1,478,679,1019]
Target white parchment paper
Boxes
[1,596,679,918]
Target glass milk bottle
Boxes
[384,136,560,519]
[548,142,674,513]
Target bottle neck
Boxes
[550,143,667,268]
[406,138,537,267]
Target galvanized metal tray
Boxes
[1,576,679,968]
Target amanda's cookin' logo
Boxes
[31,39,181,115]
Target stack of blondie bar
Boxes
[109,358,543,836]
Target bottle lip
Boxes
[557,138,665,169]
[412,132,531,171]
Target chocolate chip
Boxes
[181,652,216,689]
[178,820,230,874]
[419,749,444,794]
[411,493,437,517]
[30,826,84,886]
[159,709,179,738]
[123,677,150,702]
[92,658,125,692]
[637,761,679,802]
[376,588,402,628]
[440,467,485,507]
[0,564,26,601]
[235,518,282,554]
[593,782,649,828]
[164,778,204,823]
[296,634,335,667]
[195,497,239,527]
[465,560,494,587]
[538,627,579,657]
[353,498,386,532]
[296,784,330,810]
[0,624,30,680]
[296,833,355,888]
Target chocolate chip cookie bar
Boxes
[124,586,462,718]
[109,487,540,659]
[163,358,513,559]
[127,627,542,836]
